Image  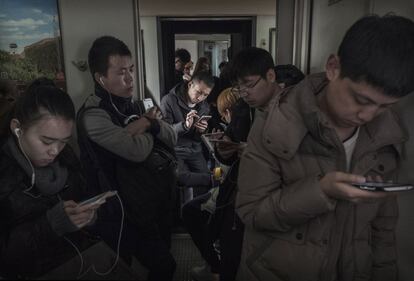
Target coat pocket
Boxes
[247,225,325,281]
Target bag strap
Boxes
[76,105,113,192]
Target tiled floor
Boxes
[171,233,204,281]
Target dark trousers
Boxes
[182,192,220,273]
[93,199,176,281]
[175,145,211,197]
[216,207,244,281]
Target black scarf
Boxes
[7,137,68,196]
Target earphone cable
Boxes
[16,135,36,193]
[74,192,125,279]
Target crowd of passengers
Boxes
[0,14,414,281]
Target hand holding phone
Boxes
[78,190,118,207]
[352,182,413,192]
[142,98,154,112]
[195,115,212,125]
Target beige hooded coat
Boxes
[236,73,406,281]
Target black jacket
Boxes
[161,83,210,149]
[77,86,177,228]
[0,140,95,279]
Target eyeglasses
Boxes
[231,77,262,97]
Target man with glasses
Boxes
[236,15,414,281]
[230,48,281,110]
[161,71,215,195]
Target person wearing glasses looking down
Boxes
[235,15,414,281]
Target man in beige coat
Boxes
[236,15,414,281]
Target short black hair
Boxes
[338,14,414,97]
[190,71,215,89]
[175,48,191,64]
[274,64,305,87]
[12,78,74,130]
[230,47,275,83]
[88,36,131,78]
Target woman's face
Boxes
[13,115,73,167]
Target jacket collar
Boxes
[94,85,135,116]
[263,73,406,160]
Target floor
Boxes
[171,233,205,281]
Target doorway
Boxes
[157,17,256,95]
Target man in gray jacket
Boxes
[236,15,414,281]
[78,36,177,281]
[161,72,215,196]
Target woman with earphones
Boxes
[0,78,103,279]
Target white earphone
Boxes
[99,77,105,87]
[14,128,21,138]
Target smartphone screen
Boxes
[143,98,154,112]
[78,191,117,207]
[352,182,414,192]
[195,115,212,124]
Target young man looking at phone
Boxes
[236,15,414,281]
[161,71,215,194]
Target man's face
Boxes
[234,69,276,108]
[183,61,193,75]
[100,55,134,98]
[324,56,399,128]
[175,57,184,72]
[187,80,212,104]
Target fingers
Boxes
[366,175,384,182]
[185,110,198,128]
[64,200,100,228]
[320,172,391,203]
[186,110,198,118]
[70,210,96,227]
[194,121,208,130]
[331,171,366,184]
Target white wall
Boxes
[140,16,160,104]
[371,0,414,18]
[309,0,369,73]
[140,0,275,16]
[59,0,137,110]
[256,16,276,54]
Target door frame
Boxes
[157,16,256,95]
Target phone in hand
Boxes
[78,191,118,207]
[195,115,212,125]
[142,98,154,112]
[352,182,413,192]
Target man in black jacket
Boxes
[77,36,177,281]
[161,72,215,196]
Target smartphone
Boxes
[195,115,212,124]
[78,190,118,207]
[352,182,414,192]
[142,98,154,112]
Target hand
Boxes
[194,119,208,133]
[144,106,162,120]
[185,110,198,129]
[211,128,223,136]
[126,116,151,136]
[183,73,192,81]
[64,200,99,229]
[216,136,240,159]
[319,172,391,204]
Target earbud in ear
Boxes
[14,128,21,138]
[99,77,105,87]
